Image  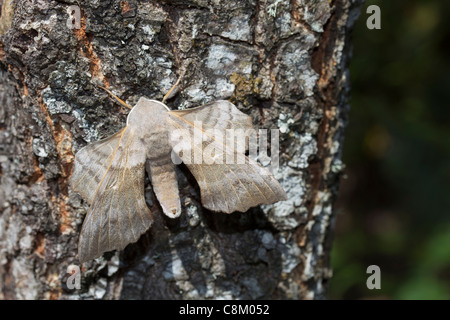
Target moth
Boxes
[71,95,287,262]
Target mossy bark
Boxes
[0,0,362,299]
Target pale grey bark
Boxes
[0,0,362,299]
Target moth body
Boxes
[128,98,181,218]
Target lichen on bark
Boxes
[0,0,363,299]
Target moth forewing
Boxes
[192,120,205,165]
[166,103,287,214]
[201,128,225,165]
[76,127,153,262]
[70,127,127,205]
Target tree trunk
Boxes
[0,0,362,300]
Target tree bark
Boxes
[0,0,362,299]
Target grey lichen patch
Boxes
[17,11,58,35]
[287,132,317,169]
[89,277,108,299]
[205,43,253,76]
[175,3,255,55]
[180,41,257,105]
[255,67,274,100]
[139,24,158,43]
[164,0,210,8]
[260,118,318,231]
[219,13,252,42]
[278,113,295,134]
[301,0,332,32]
[176,11,199,53]
[107,254,120,277]
[182,79,209,106]
[301,195,334,297]
[331,158,346,174]
[163,251,190,281]
[41,86,73,115]
[278,236,301,275]
[71,109,100,144]
[19,226,34,252]
[255,0,306,49]
[263,166,307,230]
[212,78,235,99]
[266,0,285,18]
[275,10,293,37]
[186,204,201,227]
[11,257,40,299]
[274,37,318,101]
[32,138,49,158]
[135,2,167,40]
[2,210,22,253]
[181,77,235,107]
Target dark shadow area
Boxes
[118,163,283,299]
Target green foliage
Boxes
[330,0,450,299]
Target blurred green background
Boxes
[329,0,450,299]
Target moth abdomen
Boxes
[146,159,181,219]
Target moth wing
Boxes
[71,128,126,205]
[74,127,153,262]
[169,100,254,151]
[167,103,287,214]
[169,100,253,130]
[188,157,287,213]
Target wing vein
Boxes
[72,128,125,191]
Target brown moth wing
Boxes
[170,100,253,130]
[74,127,153,262]
[71,127,126,205]
[169,100,254,152]
[167,102,287,214]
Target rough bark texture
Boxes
[0,0,362,299]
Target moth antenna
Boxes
[99,86,133,110]
[162,71,184,104]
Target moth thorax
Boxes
[127,98,169,128]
